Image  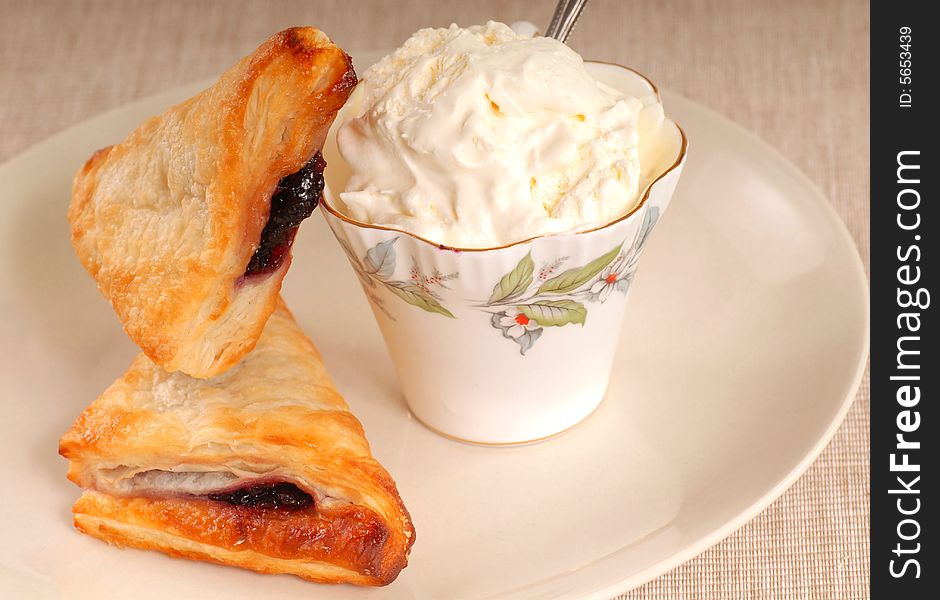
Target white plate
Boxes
[0,54,867,599]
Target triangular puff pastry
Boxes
[68,28,357,378]
[59,301,414,586]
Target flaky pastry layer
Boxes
[68,27,357,378]
[60,300,414,586]
[74,491,403,585]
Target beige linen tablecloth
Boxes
[0,1,870,597]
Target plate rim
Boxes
[542,92,870,600]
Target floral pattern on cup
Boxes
[337,237,457,319]
[481,206,661,355]
[336,206,660,355]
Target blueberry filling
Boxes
[243,152,326,277]
[207,482,314,511]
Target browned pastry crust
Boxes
[59,301,414,586]
[68,28,357,378]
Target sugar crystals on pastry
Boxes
[68,27,357,378]
[59,300,414,586]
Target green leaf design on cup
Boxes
[536,244,622,295]
[342,237,457,319]
[363,237,397,279]
[482,240,633,355]
[480,209,663,354]
[487,252,535,304]
[517,300,587,327]
[385,281,456,318]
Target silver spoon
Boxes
[544,0,591,43]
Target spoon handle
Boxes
[544,0,591,43]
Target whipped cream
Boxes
[337,21,664,248]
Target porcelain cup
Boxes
[321,62,688,444]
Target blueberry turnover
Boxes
[68,27,357,378]
[59,301,414,586]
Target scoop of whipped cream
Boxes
[337,21,662,248]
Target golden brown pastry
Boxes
[68,28,357,378]
[59,301,414,586]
